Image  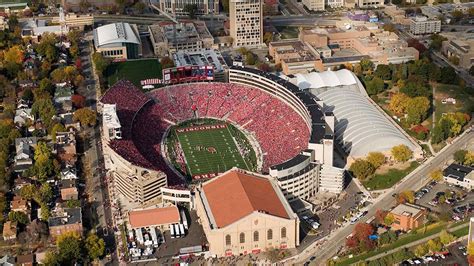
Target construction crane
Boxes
[148,2,178,51]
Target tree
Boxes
[468,242,474,256]
[8,211,29,225]
[160,56,175,69]
[439,230,455,245]
[440,66,458,85]
[429,34,447,51]
[85,233,106,260]
[31,98,56,128]
[349,159,375,180]
[406,96,430,125]
[407,38,427,54]
[451,10,464,22]
[426,239,442,252]
[397,190,415,204]
[71,94,86,109]
[40,203,50,221]
[38,78,54,96]
[36,33,58,62]
[134,1,146,13]
[454,149,468,164]
[245,52,257,65]
[183,4,198,19]
[20,184,37,200]
[57,232,82,264]
[465,151,474,167]
[92,52,110,75]
[389,93,410,114]
[347,223,376,252]
[375,209,388,225]
[3,45,24,64]
[73,108,97,127]
[263,32,273,45]
[384,213,395,226]
[51,123,66,141]
[257,62,272,72]
[39,183,53,203]
[367,152,385,169]
[414,244,428,257]
[375,64,392,80]
[365,77,385,95]
[360,59,374,72]
[391,145,413,163]
[430,169,443,182]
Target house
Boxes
[14,108,33,126]
[48,207,83,239]
[54,86,73,112]
[61,187,78,201]
[59,112,81,131]
[389,203,426,231]
[128,206,180,231]
[55,132,77,166]
[60,167,78,180]
[195,169,300,257]
[443,163,474,190]
[2,221,17,240]
[11,195,30,215]
[16,254,34,266]
[14,137,37,172]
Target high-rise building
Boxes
[409,16,441,35]
[229,0,263,47]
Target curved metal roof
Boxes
[296,69,358,89]
[315,88,416,157]
[94,22,140,47]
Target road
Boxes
[78,35,118,264]
[431,51,474,86]
[292,131,474,265]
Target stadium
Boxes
[100,66,337,206]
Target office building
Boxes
[443,163,474,190]
[148,21,213,56]
[389,203,426,231]
[229,0,263,47]
[157,0,219,16]
[409,16,441,35]
[442,37,474,70]
[303,0,325,11]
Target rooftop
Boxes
[173,49,227,73]
[270,40,320,63]
[48,207,82,227]
[128,206,180,228]
[94,22,140,48]
[102,104,121,129]
[201,169,291,228]
[443,163,474,182]
[149,20,212,46]
[391,203,425,217]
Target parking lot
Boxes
[415,182,467,213]
[154,210,208,260]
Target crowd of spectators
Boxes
[101,81,311,182]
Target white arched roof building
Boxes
[296,70,420,159]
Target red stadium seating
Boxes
[101,81,310,184]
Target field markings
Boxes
[226,126,251,171]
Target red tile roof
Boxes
[128,206,180,228]
[202,170,289,228]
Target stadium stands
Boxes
[101,80,311,183]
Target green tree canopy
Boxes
[85,233,106,260]
[73,108,97,127]
[349,159,375,180]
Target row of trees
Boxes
[44,232,105,265]
[349,145,413,180]
[414,230,456,257]
[454,149,474,167]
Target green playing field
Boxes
[176,125,249,177]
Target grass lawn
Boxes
[275,26,299,39]
[452,226,469,238]
[434,84,474,122]
[176,124,249,177]
[363,161,420,191]
[104,59,162,87]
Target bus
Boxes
[150,228,159,248]
[174,224,181,238]
[180,209,189,230]
[170,224,175,239]
[179,224,185,237]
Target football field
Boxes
[175,124,249,178]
